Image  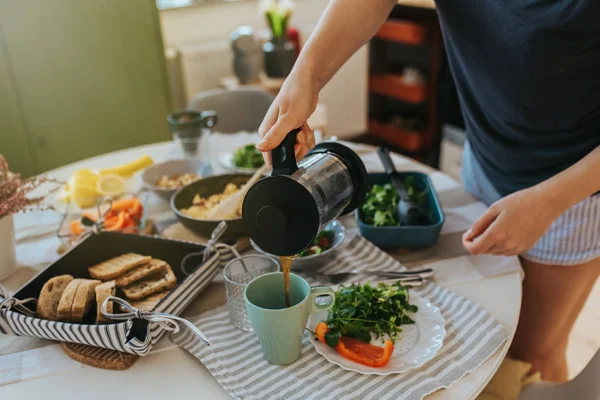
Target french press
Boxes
[242,129,368,256]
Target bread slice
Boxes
[88,253,151,281]
[71,279,101,322]
[122,265,177,301]
[37,275,74,321]
[95,281,116,324]
[126,291,169,312]
[115,259,167,288]
[57,279,85,321]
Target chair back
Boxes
[188,88,274,133]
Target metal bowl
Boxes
[142,159,209,201]
[250,220,346,270]
[171,173,252,239]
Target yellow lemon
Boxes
[71,184,100,208]
[96,173,126,197]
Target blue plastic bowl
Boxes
[355,172,445,249]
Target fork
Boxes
[304,268,434,285]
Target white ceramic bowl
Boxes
[250,220,345,270]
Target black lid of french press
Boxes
[242,129,320,256]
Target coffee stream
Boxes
[279,256,295,308]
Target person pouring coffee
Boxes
[255,0,600,382]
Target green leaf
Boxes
[355,330,371,343]
[324,331,341,348]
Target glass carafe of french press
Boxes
[242,129,368,256]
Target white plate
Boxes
[217,152,261,174]
[308,292,446,375]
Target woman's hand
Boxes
[256,69,318,166]
[462,186,564,256]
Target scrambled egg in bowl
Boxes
[180,183,241,219]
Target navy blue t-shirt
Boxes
[435,0,600,196]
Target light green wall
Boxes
[0,0,172,175]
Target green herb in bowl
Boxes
[321,281,418,347]
[299,229,334,257]
[359,178,428,227]
[233,145,264,169]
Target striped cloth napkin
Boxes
[171,235,516,400]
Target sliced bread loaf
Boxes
[56,279,85,321]
[95,280,116,324]
[37,275,74,321]
[122,265,177,301]
[71,279,101,322]
[115,259,167,288]
[88,253,151,280]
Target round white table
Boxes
[0,137,522,400]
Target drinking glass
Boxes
[223,255,280,331]
[167,110,217,163]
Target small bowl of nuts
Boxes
[142,159,206,201]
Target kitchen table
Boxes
[0,136,522,400]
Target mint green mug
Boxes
[244,272,335,365]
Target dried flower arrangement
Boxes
[0,155,55,219]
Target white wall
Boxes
[159,0,368,138]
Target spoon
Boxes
[206,164,268,220]
[376,146,429,226]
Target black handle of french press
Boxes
[271,128,301,176]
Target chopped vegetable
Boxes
[360,184,399,227]
[322,281,418,347]
[69,197,144,235]
[316,322,395,368]
[298,229,335,257]
[233,145,264,169]
[359,177,428,227]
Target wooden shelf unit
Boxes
[368,6,443,165]
[369,74,427,104]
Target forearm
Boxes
[293,0,397,91]
[535,145,600,211]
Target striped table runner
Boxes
[172,283,508,400]
[172,235,513,400]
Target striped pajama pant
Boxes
[461,141,600,266]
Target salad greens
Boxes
[299,229,334,257]
[359,177,427,227]
[322,282,418,348]
[233,145,264,169]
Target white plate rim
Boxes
[308,291,446,375]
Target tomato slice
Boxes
[315,322,394,368]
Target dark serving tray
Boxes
[14,231,208,319]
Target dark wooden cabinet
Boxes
[368,5,444,167]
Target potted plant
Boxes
[0,155,53,279]
[260,0,296,78]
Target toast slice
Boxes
[126,291,169,312]
[57,279,85,321]
[71,279,101,322]
[88,253,151,281]
[122,265,177,301]
[37,275,74,321]
[95,280,116,324]
[115,259,167,288]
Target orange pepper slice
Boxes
[315,321,394,368]
[110,197,139,212]
[104,210,126,231]
[70,219,84,235]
